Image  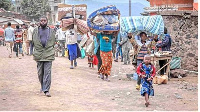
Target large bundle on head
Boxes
[120,15,164,37]
[58,4,87,21]
[76,19,89,35]
[58,4,89,35]
[87,5,120,34]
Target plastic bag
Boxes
[81,48,85,59]
[93,55,98,65]
[64,49,68,57]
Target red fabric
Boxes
[0,28,4,33]
[136,63,156,78]
[93,55,98,65]
[15,30,23,43]
[0,28,4,37]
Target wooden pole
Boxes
[156,60,172,74]
[129,0,131,16]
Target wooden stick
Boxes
[156,60,172,74]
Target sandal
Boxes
[100,74,104,80]
[105,75,110,82]
[74,62,77,67]
[136,84,140,91]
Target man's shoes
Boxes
[45,92,51,97]
[70,66,74,69]
[114,59,118,62]
[123,63,127,65]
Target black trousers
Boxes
[96,47,102,71]
[159,60,167,75]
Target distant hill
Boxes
[65,0,148,17]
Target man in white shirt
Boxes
[56,27,66,57]
[27,22,35,55]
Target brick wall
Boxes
[149,0,194,10]
[160,11,198,71]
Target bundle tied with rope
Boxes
[87,5,120,35]
[59,4,89,35]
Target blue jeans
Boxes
[115,44,123,61]
[16,42,23,56]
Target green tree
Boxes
[21,0,51,21]
[0,0,14,11]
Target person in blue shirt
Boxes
[114,33,123,62]
[4,22,15,58]
[156,27,172,75]
[94,31,118,81]
[93,35,102,77]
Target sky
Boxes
[65,0,150,6]
[11,0,150,17]
[91,0,149,5]
[65,0,150,17]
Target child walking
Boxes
[137,54,156,107]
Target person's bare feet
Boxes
[145,102,149,107]
[9,54,12,58]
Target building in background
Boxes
[12,0,65,24]
[48,0,65,24]
[12,0,22,13]
[143,0,197,15]
[0,8,30,27]
[193,0,198,11]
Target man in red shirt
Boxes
[15,25,24,59]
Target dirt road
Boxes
[0,46,198,111]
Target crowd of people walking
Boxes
[0,14,171,107]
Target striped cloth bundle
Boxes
[62,18,89,35]
[76,19,89,35]
[62,18,74,28]
[120,15,164,37]
[170,57,181,70]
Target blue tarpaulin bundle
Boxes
[120,15,165,37]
